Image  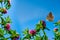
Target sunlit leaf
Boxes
[42,35,48,40]
[23,28,29,35]
[4,0,8,4]
[5,2,11,10]
[35,24,40,32]
[34,35,41,40]
[5,16,12,23]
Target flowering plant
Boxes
[0,0,60,40]
[0,0,19,40]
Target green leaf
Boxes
[42,35,48,40]
[23,28,29,35]
[54,22,58,26]
[54,21,60,26]
[5,2,11,10]
[1,17,6,25]
[0,0,3,3]
[9,30,19,38]
[2,38,8,40]
[0,28,4,37]
[34,35,41,40]
[10,30,16,34]
[35,24,40,32]
[5,16,12,23]
[4,0,8,4]
[40,20,43,25]
[8,29,14,34]
[23,34,31,39]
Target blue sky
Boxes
[7,0,60,40]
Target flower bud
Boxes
[8,0,10,3]
[13,35,20,40]
[42,20,46,27]
[1,8,7,14]
[29,30,36,36]
[54,28,58,32]
[5,23,10,31]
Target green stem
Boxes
[42,30,46,35]
[42,30,47,40]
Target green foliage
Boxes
[34,35,41,40]
[54,21,60,40]
[5,16,12,23]
[23,28,29,35]
[22,20,49,40]
[0,0,20,40]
